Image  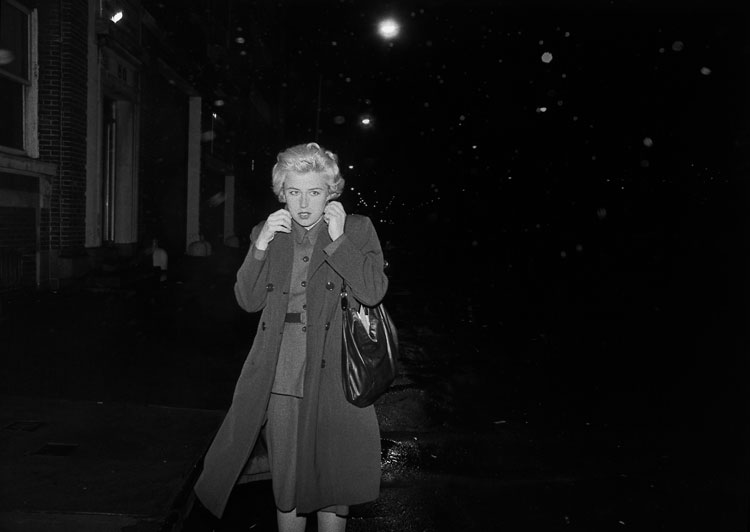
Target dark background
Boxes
[0,2,746,529]
[145,0,749,261]
[142,0,748,510]
[140,0,749,426]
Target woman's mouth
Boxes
[298,212,311,219]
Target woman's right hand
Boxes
[255,209,292,250]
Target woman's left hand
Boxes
[324,201,346,241]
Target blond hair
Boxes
[271,142,345,201]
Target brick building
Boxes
[0,0,236,291]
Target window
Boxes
[0,0,30,151]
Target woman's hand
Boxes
[324,201,346,241]
[255,209,292,250]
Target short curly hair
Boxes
[271,142,346,202]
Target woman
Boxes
[193,142,388,532]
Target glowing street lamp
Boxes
[111,11,123,23]
[377,18,400,40]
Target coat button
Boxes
[301,281,307,287]
[302,256,309,262]
[266,283,274,292]
[325,322,330,330]
[321,359,326,368]
[326,282,334,291]
[302,326,307,332]
[261,322,266,330]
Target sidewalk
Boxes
[0,395,224,532]
[0,259,244,532]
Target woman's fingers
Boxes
[269,221,291,233]
[268,209,292,232]
[325,201,346,217]
[324,201,346,240]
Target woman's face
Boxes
[282,171,330,227]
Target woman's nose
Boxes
[300,194,309,208]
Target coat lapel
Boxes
[269,230,294,290]
[308,225,332,280]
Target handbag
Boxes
[340,281,399,407]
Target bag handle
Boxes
[341,281,373,318]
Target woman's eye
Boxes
[311,191,320,196]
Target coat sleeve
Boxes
[323,216,388,307]
[234,224,271,313]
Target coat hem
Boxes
[296,489,380,515]
[236,471,273,484]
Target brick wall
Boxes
[37,0,89,253]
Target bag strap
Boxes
[340,280,350,311]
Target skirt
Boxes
[264,392,349,516]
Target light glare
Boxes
[111,11,123,23]
[378,19,400,39]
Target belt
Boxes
[284,312,303,323]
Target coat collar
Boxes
[267,222,331,282]
[292,217,325,245]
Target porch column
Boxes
[85,0,101,248]
[224,174,235,242]
[186,96,202,251]
[114,100,138,247]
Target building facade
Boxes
[0,0,235,291]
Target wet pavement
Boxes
[0,395,222,532]
[0,239,747,531]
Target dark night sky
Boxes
[146,0,749,243]
[285,3,745,190]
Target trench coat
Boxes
[193,214,388,518]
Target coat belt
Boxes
[284,312,303,323]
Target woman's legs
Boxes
[317,510,347,532]
[276,508,347,532]
[276,508,306,532]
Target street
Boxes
[1,233,745,531]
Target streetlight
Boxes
[314,17,398,139]
[377,18,400,40]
